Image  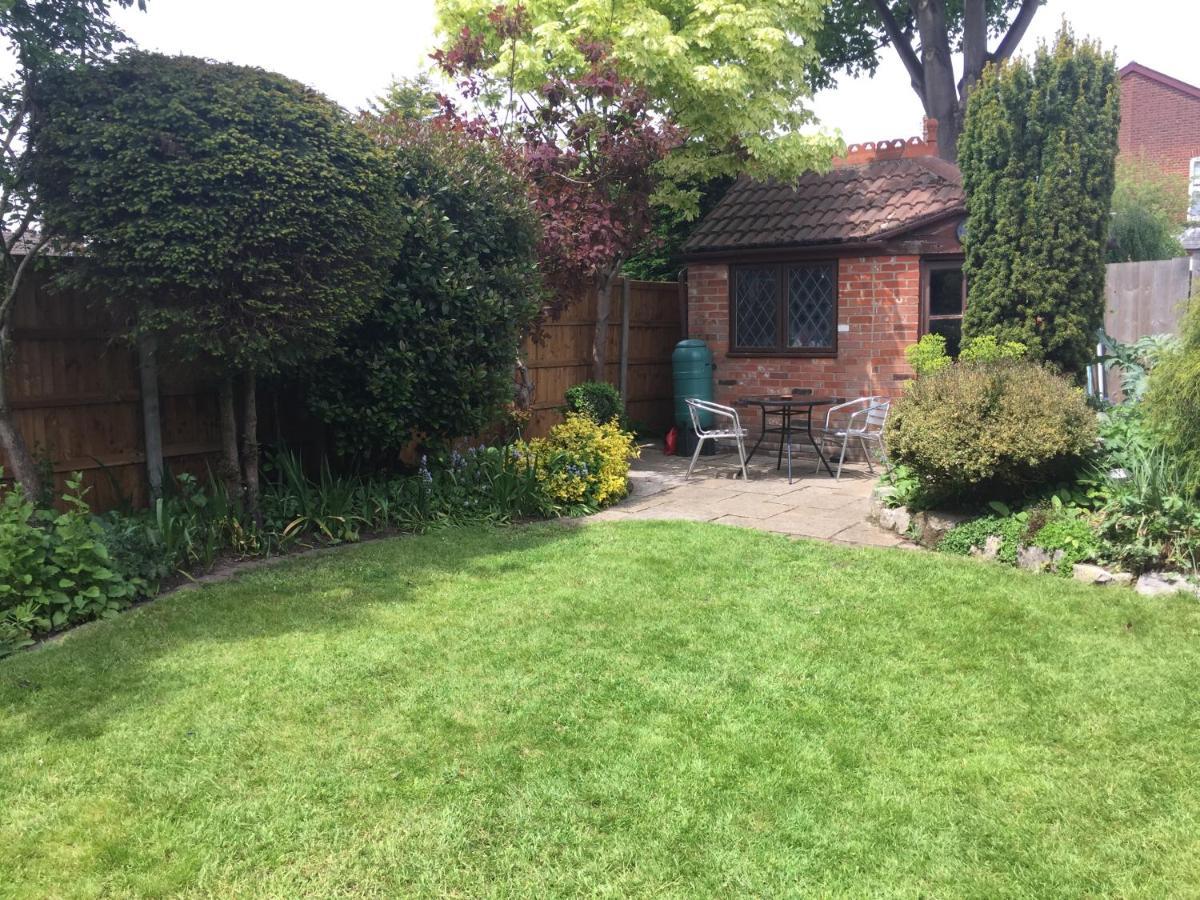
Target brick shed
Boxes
[681,127,965,419]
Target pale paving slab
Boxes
[595,445,914,550]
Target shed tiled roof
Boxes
[683,156,964,255]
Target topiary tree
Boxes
[300,115,542,461]
[30,51,397,514]
[958,27,1119,375]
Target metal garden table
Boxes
[737,394,844,483]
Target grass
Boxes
[2,520,1200,897]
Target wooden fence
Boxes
[1,271,220,510]
[1104,257,1194,341]
[0,272,682,510]
[522,278,684,437]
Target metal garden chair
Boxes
[685,398,749,480]
[814,396,891,480]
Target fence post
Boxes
[137,331,164,501]
[619,277,632,402]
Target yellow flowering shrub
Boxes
[519,414,639,510]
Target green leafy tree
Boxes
[0,0,145,499]
[958,27,1119,375]
[300,114,543,460]
[1107,157,1186,263]
[30,52,397,514]
[434,0,842,213]
[810,0,1043,160]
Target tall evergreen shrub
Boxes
[958,28,1119,374]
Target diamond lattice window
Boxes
[731,262,837,355]
[733,267,778,348]
[787,266,835,349]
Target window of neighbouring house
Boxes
[1189,157,1200,221]
[923,259,966,356]
[730,262,837,355]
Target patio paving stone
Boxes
[593,445,912,551]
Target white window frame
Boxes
[1189,156,1200,222]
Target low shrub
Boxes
[1029,501,1104,573]
[958,334,1028,365]
[1,474,141,656]
[939,500,1102,574]
[904,333,1026,377]
[520,414,639,511]
[938,512,1024,564]
[904,333,952,377]
[564,381,624,425]
[885,359,1097,506]
[1095,443,1200,574]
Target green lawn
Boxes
[2,521,1199,897]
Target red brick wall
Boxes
[687,256,920,430]
[1118,71,1200,181]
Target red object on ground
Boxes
[664,426,678,456]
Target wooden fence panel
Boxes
[523,278,681,437]
[1105,257,1194,342]
[1,272,220,510]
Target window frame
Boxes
[920,256,967,354]
[1189,156,1200,221]
[727,260,839,358]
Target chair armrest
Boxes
[823,397,872,430]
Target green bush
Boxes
[300,118,542,460]
[1031,503,1103,573]
[904,333,952,377]
[885,359,1097,505]
[958,335,1028,365]
[1147,296,1200,471]
[1095,444,1200,574]
[938,513,1024,564]
[564,381,624,424]
[0,474,140,656]
[518,414,639,511]
[904,333,1026,377]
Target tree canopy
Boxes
[31,51,396,374]
[434,0,842,212]
[958,27,1119,374]
[811,0,1043,159]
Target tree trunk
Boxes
[217,375,241,502]
[911,0,961,161]
[591,269,618,382]
[137,331,164,502]
[0,327,39,499]
[241,370,261,526]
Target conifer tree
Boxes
[958,27,1119,374]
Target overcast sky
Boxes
[109,0,1196,144]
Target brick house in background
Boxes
[681,123,964,419]
[1117,61,1200,230]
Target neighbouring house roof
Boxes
[683,155,964,256]
[1119,62,1200,102]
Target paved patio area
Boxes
[593,444,913,548]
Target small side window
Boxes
[923,260,966,357]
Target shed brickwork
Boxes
[687,257,920,426]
